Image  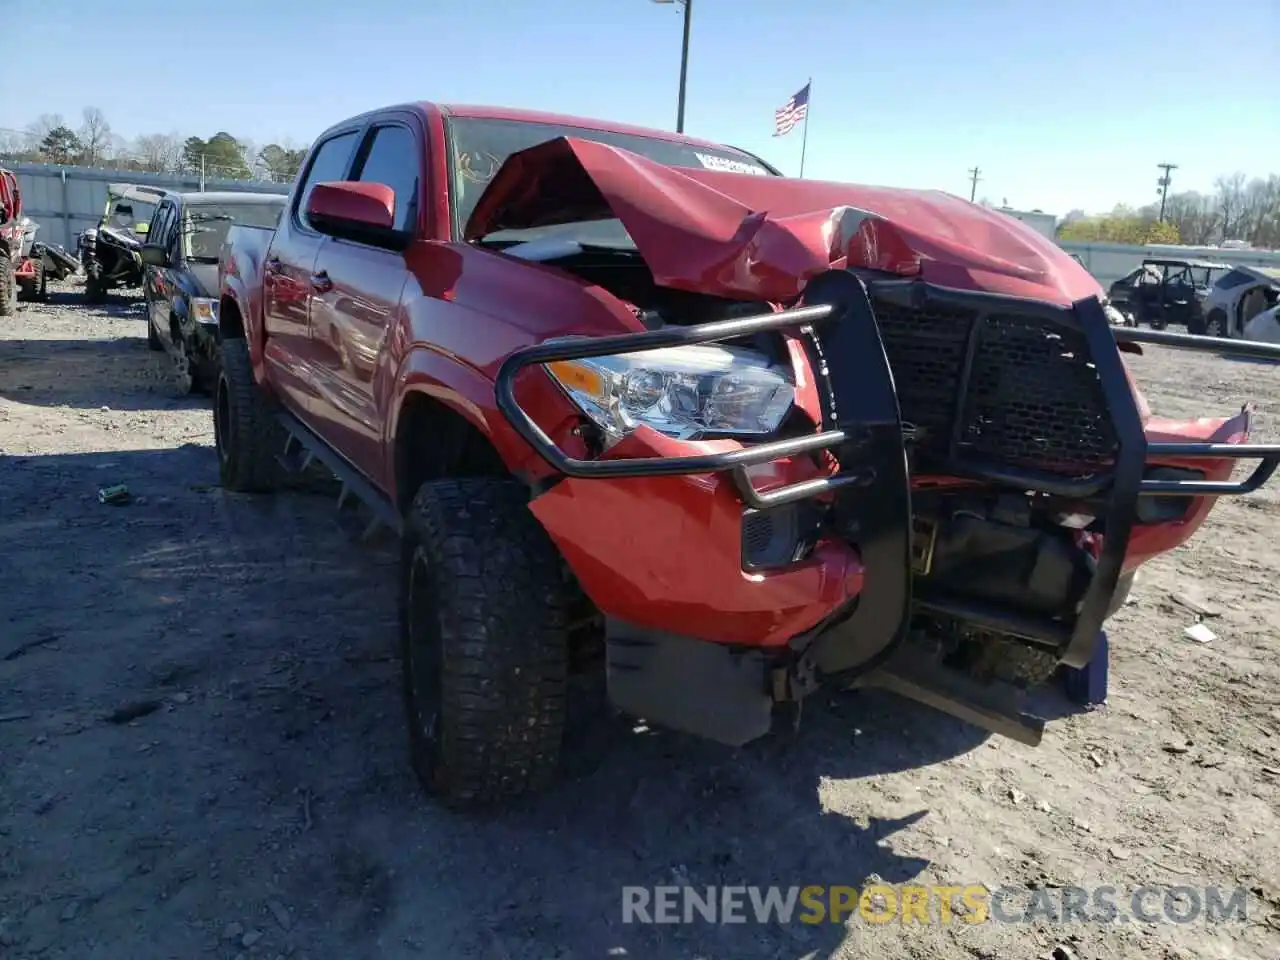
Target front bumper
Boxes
[496,271,1280,742]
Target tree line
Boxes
[4,107,1278,250]
[0,107,307,184]
[1054,172,1280,249]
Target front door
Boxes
[143,200,179,347]
[307,121,419,486]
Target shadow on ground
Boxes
[0,334,200,411]
[0,446,1086,960]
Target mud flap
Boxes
[797,271,914,681]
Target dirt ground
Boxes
[1,281,1278,960]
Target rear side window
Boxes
[296,132,359,230]
[352,125,420,234]
[1213,269,1255,290]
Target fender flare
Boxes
[219,275,267,381]
[385,345,560,499]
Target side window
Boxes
[148,202,174,253]
[351,125,420,234]
[296,131,359,230]
[164,205,183,259]
[1214,269,1253,291]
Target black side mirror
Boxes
[140,243,168,268]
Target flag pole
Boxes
[798,78,811,178]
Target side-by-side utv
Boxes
[77,183,166,303]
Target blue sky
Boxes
[7,0,1277,216]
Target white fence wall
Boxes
[1060,240,1280,288]
[10,161,291,249]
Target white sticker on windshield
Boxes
[694,153,769,176]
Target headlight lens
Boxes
[191,298,219,324]
[545,342,795,444]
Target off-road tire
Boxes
[84,272,106,304]
[214,337,284,492]
[145,300,163,351]
[0,253,14,316]
[400,477,571,809]
[1203,309,1227,338]
[36,260,48,302]
[17,260,45,303]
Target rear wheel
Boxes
[400,477,571,809]
[85,272,106,304]
[1204,310,1227,338]
[214,338,284,492]
[0,253,14,316]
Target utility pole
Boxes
[967,166,982,202]
[653,0,692,133]
[1156,162,1177,222]
[200,154,206,192]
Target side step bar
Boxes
[847,644,1047,746]
[273,410,403,538]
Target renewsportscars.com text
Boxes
[621,884,1251,926]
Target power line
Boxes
[1156,162,1178,223]
[968,166,982,202]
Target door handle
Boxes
[311,271,333,294]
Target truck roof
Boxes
[320,102,741,155]
[174,191,288,206]
[435,103,738,151]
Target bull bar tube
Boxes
[494,270,1279,679]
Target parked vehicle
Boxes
[1198,264,1280,338]
[1105,262,1160,311]
[78,183,165,303]
[140,191,287,393]
[216,102,1279,809]
[1108,258,1229,330]
[12,217,48,302]
[1241,302,1280,345]
[1,167,29,314]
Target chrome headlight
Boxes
[545,342,795,445]
[191,297,219,324]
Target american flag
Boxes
[773,82,810,137]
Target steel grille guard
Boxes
[495,269,1280,675]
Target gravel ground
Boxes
[1,280,1278,960]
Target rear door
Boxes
[307,120,419,486]
[262,129,362,422]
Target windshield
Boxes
[105,197,157,232]
[447,116,774,244]
[183,202,285,261]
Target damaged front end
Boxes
[481,140,1280,749]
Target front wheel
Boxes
[400,477,571,809]
[146,300,163,351]
[85,273,106,304]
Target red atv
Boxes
[0,167,52,312]
[215,102,1280,809]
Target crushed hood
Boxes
[465,137,1102,306]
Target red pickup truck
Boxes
[217,101,1279,809]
